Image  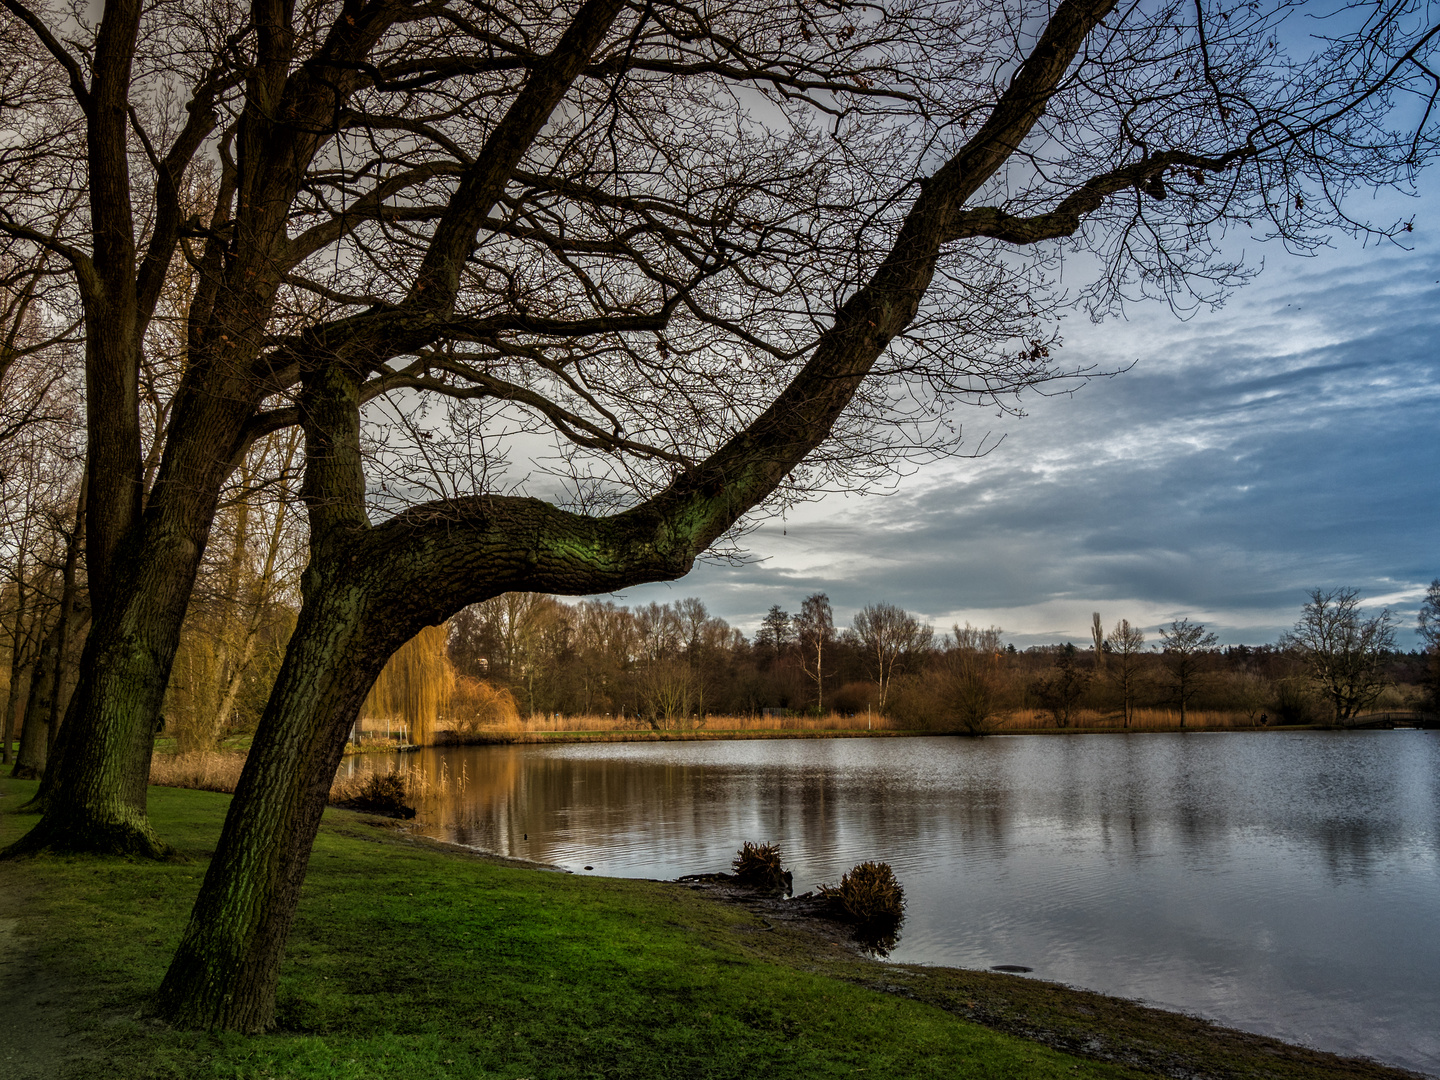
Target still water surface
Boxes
[371,732,1440,1074]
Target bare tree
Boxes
[1418,580,1440,716]
[163,430,305,751]
[1034,642,1092,727]
[1285,588,1397,725]
[12,484,87,778]
[793,593,835,714]
[1105,618,1146,727]
[1418,581,1440,649]
[852,603,932,710]
[947,622,1004,733]
[676,599,709,660]
[1090,611,1105,670]
[1159,618,1219,728]
[0,386,81,764]
[756,605,793,658]
[0,0,1435,1032]
[570,600,636,715]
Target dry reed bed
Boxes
[450,707,1259,739]
[453,711,903,737]
[149,708,1264,797]
[150,751,407,802]
[993,708,1260,732]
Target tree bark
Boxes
[3,565,34,766]
[154,562,394,1030]
[45,485,86,762]
[3,668,32,767]
[14,618,59,778]
[13,650,50,777]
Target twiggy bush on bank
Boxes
[732,841,791,893]
[329,771,414,817]
[821,861,906,927]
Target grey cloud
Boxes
[613,236,1440,648]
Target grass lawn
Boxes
[0,773,1419,1080]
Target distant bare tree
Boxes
[569,600,636,715]
[756,606,793,659]
[1418,581,1440,649]
[639,657,694,730]
[1285,589,1396,725]
[852,603,932,711]
[1034,642,1090,727]
[1106,619,1146,727]
[793,593,835,714]
[1159,618,1219,728]
[676,599,710,660]
[1091,612,1105,670]
[947,622,1004,733]
[634,602,684,663]
[1418,580,1440,716]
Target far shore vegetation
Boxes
[148,588,1440,768]
[11,583,1436,800]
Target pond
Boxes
[353,731,1440,1075]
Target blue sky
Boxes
[615,191,1440,649]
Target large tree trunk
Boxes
[37,490,87,769]
[5,0,395,854]
[8,503,222,855]
[3,668,32,767]
[7,420,247,853]
[3,572,34,766]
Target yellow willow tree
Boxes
[361,624,455,746]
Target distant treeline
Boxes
[433,589,1440,735]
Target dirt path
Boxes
[0,868,97,1078]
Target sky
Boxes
[613,190,1440,650]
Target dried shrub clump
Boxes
[731,841,791,893]
[331,770,415,818]
[821,861,906,927]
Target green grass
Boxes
[0,774,1149,1080]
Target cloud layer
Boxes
[616,234,1440,649]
